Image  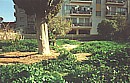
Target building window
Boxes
[72,18,77,25]
[79,18,84,24]
[96,0,101,4]
[79,18,90,26]
[20,25,24,27]
[85,18,89,24]
[65,5,71,10]
[19,10,25,13]
[79,29,90,34]
[20,17,24,22]
[96,11,101,16]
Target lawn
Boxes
[0,39,130,82]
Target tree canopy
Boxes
[13,0,63,22]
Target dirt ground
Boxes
[0,44,92,65]
[0,50,60,65]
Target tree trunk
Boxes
[36,18,50,54]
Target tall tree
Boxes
[13,0,63,54]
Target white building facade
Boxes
[14,0,129,35]
[60,0,128,35]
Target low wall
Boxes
[23,34,36,39]
[23,34,98,41]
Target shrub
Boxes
[97,19,117,40]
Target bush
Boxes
[97,19,117,40]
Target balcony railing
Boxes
[72,23,92,26]
[70,10,92,14]
[106,11,127,16]
[69,7,92,16]
[70,0,92,4]
[106,0,126,3]
[106,0,126,5]
[71,0,92,1]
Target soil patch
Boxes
[62,44,78,51]
[0,50,60,65]
[74,53,92,61]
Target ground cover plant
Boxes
[0,39,130,82]
[1,39,37,52]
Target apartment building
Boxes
[14,0,129,35]
[14,5,36,34]
[60,0,128,35]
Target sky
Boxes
[0,0,15,22]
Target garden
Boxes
[0,39,130,82]
[0,0,130,82]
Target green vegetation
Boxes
[1,39,37,52]
[0,39,130,82]
[48,17,72,46]
[56,39,81,46]
[0,64,65,83]
[98,16,130,41]
[97,19,117,40]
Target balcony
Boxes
[70,0,92,5]
[106,11,127,17]
[70,8,92,16]
[72,23,92,29]
[73,23,92,26]
[106,0,126,6]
